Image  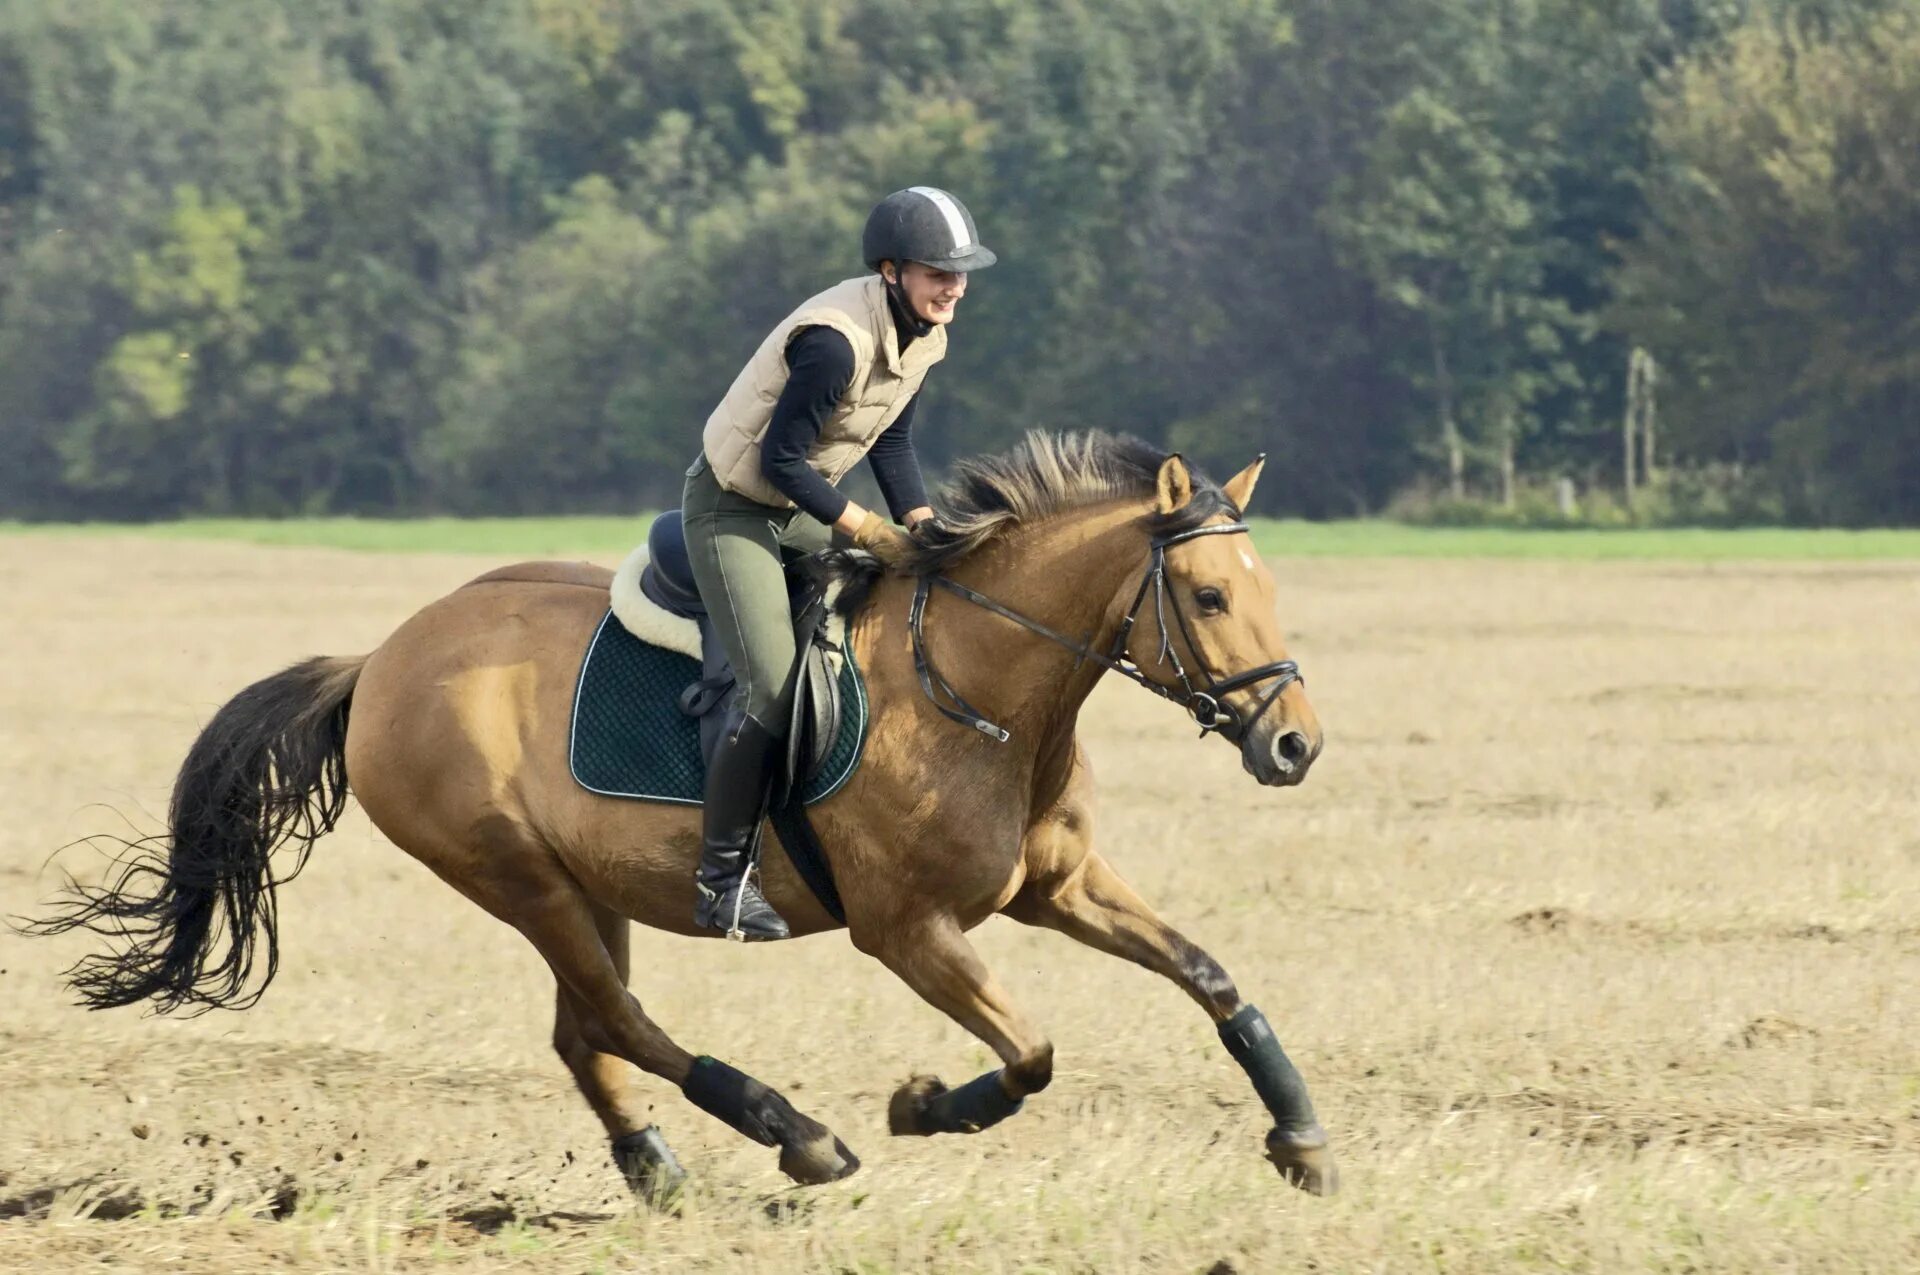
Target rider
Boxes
[683,186,997,940]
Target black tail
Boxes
[23,655,365,1015]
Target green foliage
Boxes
[1389,465,1785,529]
[426,177,671,512]
[1613,5,1920,524]
[1390,482,1619,530]
[0,0,1911,523]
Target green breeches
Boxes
[681,458,833,736]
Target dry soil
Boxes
[1,537,1916,1272]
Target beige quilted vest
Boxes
[702,275,947,509]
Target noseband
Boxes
[908,522,1303,744]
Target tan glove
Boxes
[851,509,916,567]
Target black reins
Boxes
[908,522,1302,744]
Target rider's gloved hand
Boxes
[909,514,953,546]
[852,509,916,567]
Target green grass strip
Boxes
[0,516,651,557]
[5,516,1920,560]
[1247,520,1920,559]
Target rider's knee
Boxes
[737,682,787,732]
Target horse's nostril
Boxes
[1272,731,1312,771]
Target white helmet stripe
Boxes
[908,186,971,252]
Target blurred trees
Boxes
[0,0,1913,523]
[1613,5,1920,524]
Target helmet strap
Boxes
[882,264,935,343]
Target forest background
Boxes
[2,0,1916,527]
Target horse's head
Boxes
[1122,454,1323,787]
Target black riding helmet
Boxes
[863,187,996,340]
[862,187,998,275]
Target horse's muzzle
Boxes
[1244,726,1319,787]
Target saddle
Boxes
[638,511,845,803]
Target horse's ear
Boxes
[1222,454,1267,511]
[1155,455,1194,514]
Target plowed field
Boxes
[3,537,1916,1272]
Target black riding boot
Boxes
[693,710,791,941]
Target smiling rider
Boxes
[682,187,997,940]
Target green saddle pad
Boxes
[568,611,868,805]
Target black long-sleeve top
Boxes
[758,325,930,526]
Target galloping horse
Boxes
[32,431,1336,1197]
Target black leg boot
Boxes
[693,710,791,941]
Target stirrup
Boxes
[694,881,750,942]
[694,877,789,942]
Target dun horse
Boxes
[32,432,1337,1198]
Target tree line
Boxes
[0,0,1914,525]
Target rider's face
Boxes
[888,261,968,326]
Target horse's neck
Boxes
[915,504,1146,748]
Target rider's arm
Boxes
[865,396,935,527]
[761,327,860,528]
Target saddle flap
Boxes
[784,594,843,792]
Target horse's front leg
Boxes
[855,914,1055,1138]
[1006,849,1338,1195]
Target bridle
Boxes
[908,522,1303,744]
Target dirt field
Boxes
[2,536,1916,1273]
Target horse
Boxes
[29,430,1336,1199]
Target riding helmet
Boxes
[862,187,998,273]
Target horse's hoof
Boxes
[612,1125,689,1211]
[1265,1124,1339,1196]
[629,1162,689,1211]
[887,1074,949,1137]
[777,1132,861,1185]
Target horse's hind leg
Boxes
[1005,848,1337,1195]
[512,862,860,1187]
[551,903,688,1205]
[859,916,1056,1138]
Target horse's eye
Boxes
[1195,587,1226,614]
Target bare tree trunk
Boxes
[1490,291,1511,509]
[1499,413,1515,508]
[1623,350,1639,511]
[1446,411,1465,501]
[1624,347,1658,509]
[1429,315,1464,500]
[1638,350,1658,484]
